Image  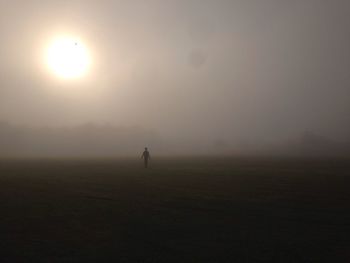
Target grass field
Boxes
[1,157,350,262]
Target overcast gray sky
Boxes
[1,0,350,145]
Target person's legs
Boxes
[144,159,148,168]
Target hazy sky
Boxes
[1,0,350,144]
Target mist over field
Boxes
[3,2,350,262]
[0,121,349,157]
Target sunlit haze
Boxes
[0,0,350,156]
[1,2,350,262]
[46,37,91,79]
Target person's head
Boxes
[145,147,148,151]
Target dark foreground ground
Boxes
[1,157,350,262]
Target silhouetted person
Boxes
[141,147,151,168]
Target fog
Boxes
[1,0,350,156]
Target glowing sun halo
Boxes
[46,37,91,79]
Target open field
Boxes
[1,157,350,262]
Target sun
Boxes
[46,37,91,79]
